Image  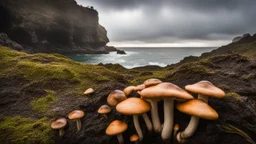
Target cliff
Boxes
[0,0,109,54]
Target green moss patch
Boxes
[0,116,54,144]
[30,90,57,112]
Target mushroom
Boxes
[173,124,179,143]
[83,88,94,95]
[51,118,67,137]
[144,78,162,87]
[107,90,127,106]
[141,82,193,140]
[130,134,139,144]
[116,97,152,140]
[176,99,219,143]
[98,105,111,118]
[106,120,128,144]
[68,110,84,131]
[185,80,225,103]
[133,84,145,91]
[123,86,136,97]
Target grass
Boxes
[222,124,255,144]
[30,90,57,112]
[0,116,54,144]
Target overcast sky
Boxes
[76,0,256,47]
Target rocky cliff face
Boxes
[0,0,109,54]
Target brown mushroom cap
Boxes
[185,80,225,98]
[123,86,136,96]
[176,99,219,120]
[107,90,127,106]
[106,120,128,136]
[98,105,111,114]
[134,84,146,91]
[83,88,94,95]
[141,82,193,100]
[144,78,162,87]
[51,118,67,129]
[130,134,139,142]
[68,110,84,120]
[116,98,151,115]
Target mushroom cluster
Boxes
[50,80,225,143]
[103,79,225,143]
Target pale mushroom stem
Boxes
[161,98,174,140]
[142,113,153,132]
[150,100,161,133]
[117,133,124,144]
[133,115,143,141]
[59,128,65,137]
[76,119,82,131]
[198,94,208,103]
[177,116,200,143]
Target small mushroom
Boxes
[106,120,128,144]
[107,90,127,106]
[83,88,94,95]
[176,99,219,143]
[185,80,225,103]
[51,118,67,137]
[116,98,152,141]
[134,84,146,91]
[130,134,139,144]
[173,124,179,143]
[141,82,193,140]
[144,78,162,87]
[68,110,84,131]
[123,86,136,96]
[98,105,111,117]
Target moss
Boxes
[30,90,57,112]
[0,47,125,96]
[221,124,255,144]
[0,116,54,144]
[176,62,215,75]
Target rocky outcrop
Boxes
[232,36,242,43]
[0,33,23,50]
[116,50,126,55]
[0,0,109,54]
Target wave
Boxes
[148,62,166,67]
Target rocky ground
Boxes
[0,35,256,144]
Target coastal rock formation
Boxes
[0,0,109,54]
[232,36,243,43]
[0,33,23,50]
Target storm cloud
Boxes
[76,0,256,46]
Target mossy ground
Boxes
[30,90,57,113]
[0,116,53,144]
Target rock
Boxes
[104,46,118,52]
[0,33,23,50]
[0,0,109,54]
[243,33,251,38]
[116,50,126,55]
[232,36,242,43]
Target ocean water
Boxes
[67,47,217,69]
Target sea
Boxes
[67,47,217,69]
